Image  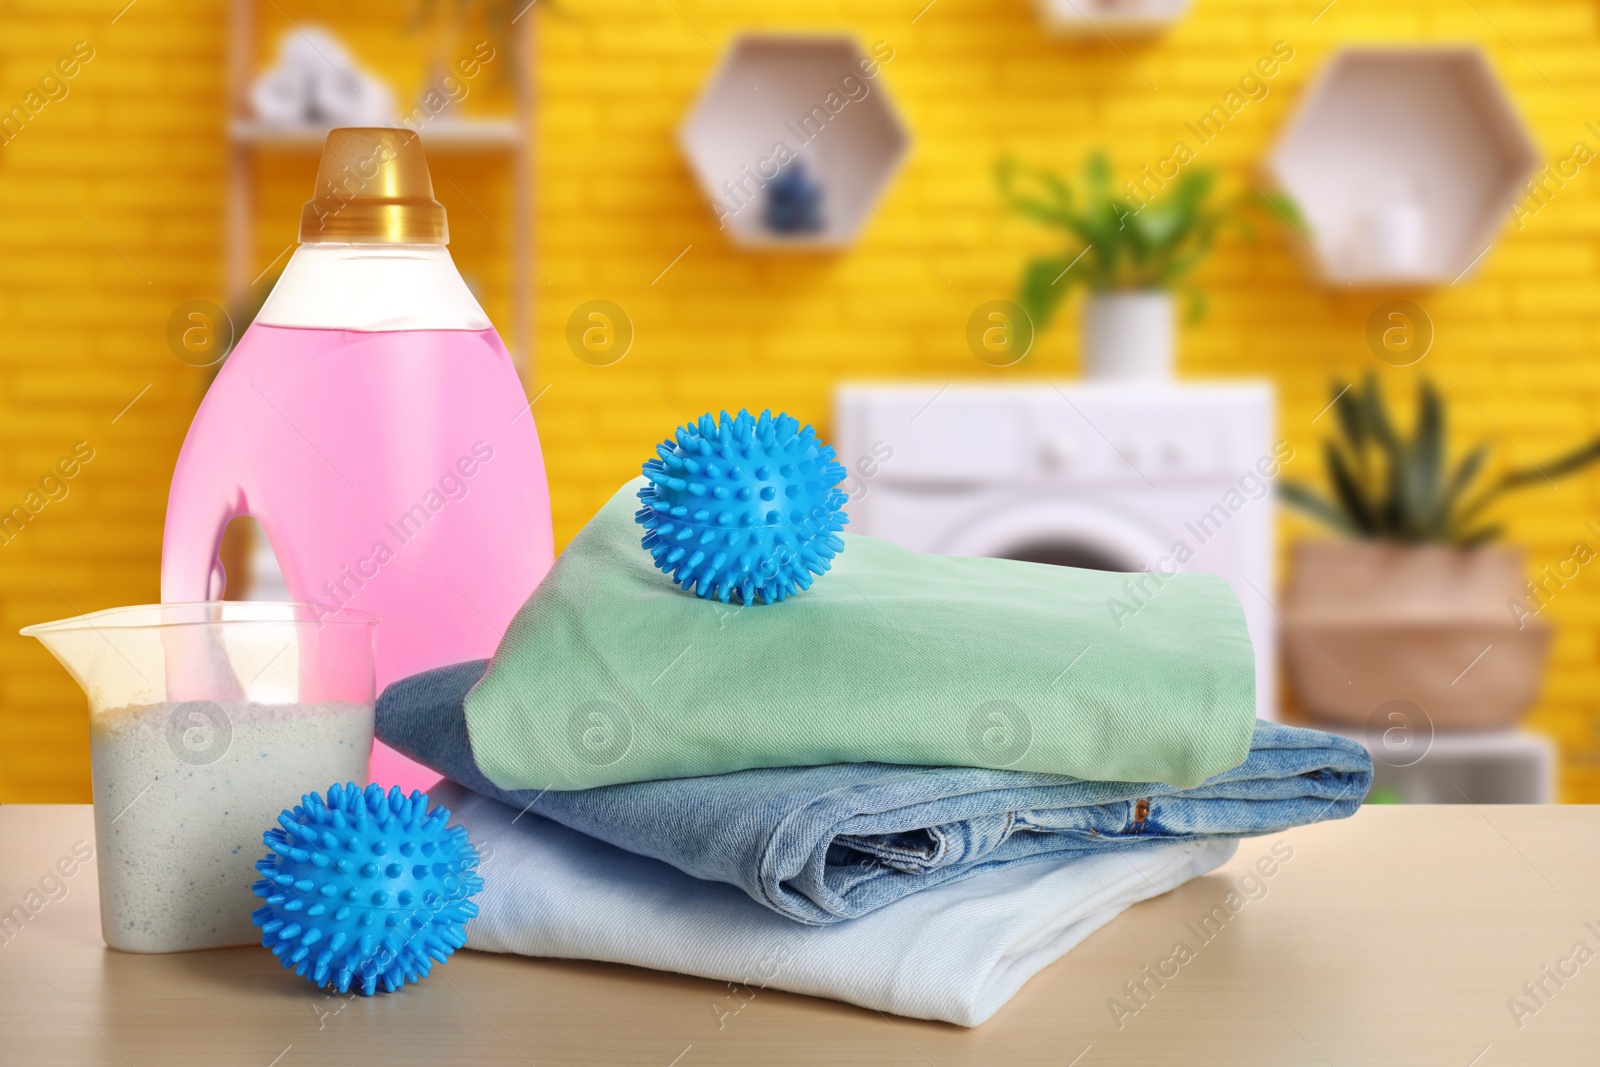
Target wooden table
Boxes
[1,804,1596,1066]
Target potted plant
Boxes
[997,152,1291,379]
[1279,375,1600,729]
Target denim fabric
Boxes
[380,660,1371,926]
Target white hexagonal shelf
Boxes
[1266,46,1538,287]
[680,34,910,250]
[1035,0,1191,36]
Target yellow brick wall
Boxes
[0,1,517,801]
[5,0,1600,802]
[532,0,1600,802]
[0,1,215,801]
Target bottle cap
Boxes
[299,128,449,245]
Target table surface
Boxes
[1,804,1597,1066]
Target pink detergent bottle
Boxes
[161,128,554,791]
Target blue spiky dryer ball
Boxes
[251,783,483,996]
[637,408,848,604]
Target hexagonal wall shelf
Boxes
[1266,47,1537,287]
[680,34,910,250]
[1036,0,1191,36]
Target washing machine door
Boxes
[937,499,1169,573]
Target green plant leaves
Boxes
[1018,255,1079,329]
[1406,379,1443,536]
[1503,438,1600,488]
[1277,480,1357,535]
[1280,375,1600,546]
[997,153,1291,321]
[1324,439,1375,535]
[1436,443,1489,537]
[1457,524,1504,548]
[1358,373,1398,451]
[1252,190,1308,234]
[1331,383,1367,468]
[995,157,1075,231]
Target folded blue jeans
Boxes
[379,661,1371,925]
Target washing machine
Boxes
[835,381,1279,720]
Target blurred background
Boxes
[3,0,1599,804]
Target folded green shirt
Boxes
[465,479,1256,791]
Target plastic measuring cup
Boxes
[23,602,376,953]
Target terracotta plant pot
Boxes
[1281,539,1552,730]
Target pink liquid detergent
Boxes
[161,129,554,791]
[162,325,552,789]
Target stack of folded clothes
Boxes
[379,480,1373,1026]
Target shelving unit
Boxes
[220,3,536,599]
[679,33,910,251]
[1034,0,1191,36]
[229,117,521,149]
[1265,46,1537,288]
[224,1,536,372]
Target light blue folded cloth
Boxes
[379,661,1371,925]
[439,781,1238,1026]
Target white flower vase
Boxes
[1081,291,1174,381]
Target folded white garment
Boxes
[443,783,1238,1026]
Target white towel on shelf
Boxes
[250,26,393,128]
[442,783,1237,1026]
